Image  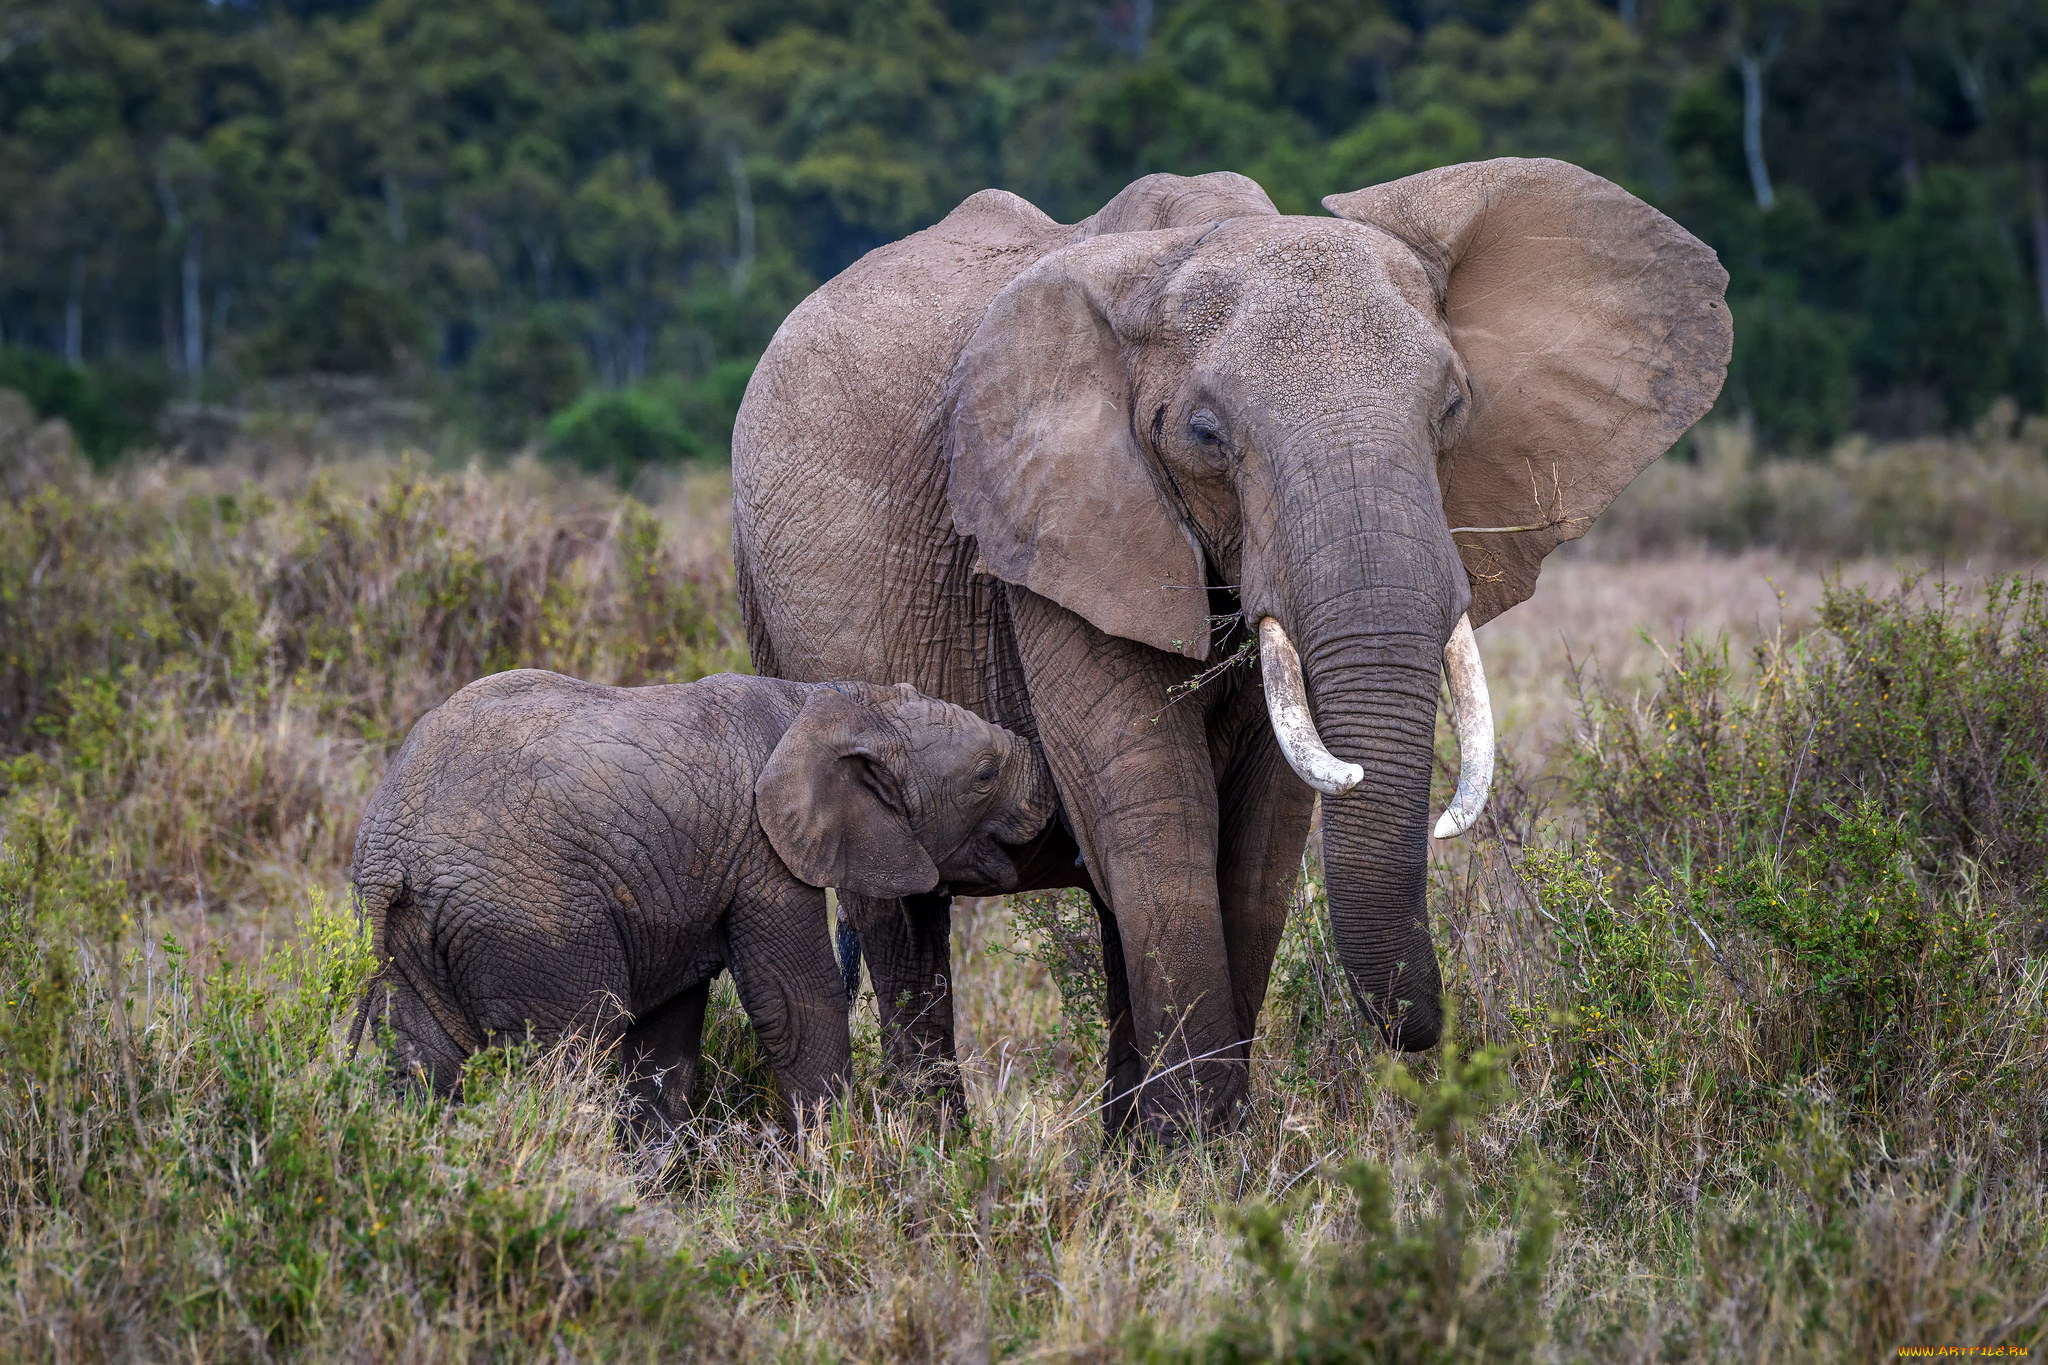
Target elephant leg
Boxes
[726,885,853,1127]
[1210,676,1319,1045]
[1008,587,1240,1141]
[1094,892,1146,1138]
[838,890,964,1120]
[620,981,710,1134]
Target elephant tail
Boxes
[732,524,784,681]
[345,868,405,1059]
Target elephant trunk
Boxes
[1301,636,1448,1050]
[1249,421,1492,1053]
[1258,614,1493,838]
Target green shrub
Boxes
[1726,289,1856,453]
[1553,573,2045,1112]
[464,312,590,450]
[1010,886,1108,1060]
[1161,1022,1558,1365]
[673,357,757,452]
[1861,168,2044,426]
[1580,575,2048,919]
[545,383,705,481]
[256,265,426,377]
[0,349,163,466]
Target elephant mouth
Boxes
[1256,612,1494,838]
[933,832,1025,898]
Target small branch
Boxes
[1149,635,1256,721]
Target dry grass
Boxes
[0,423,2043,1361]
[1478,550,1887,761]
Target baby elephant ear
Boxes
[756,687,941,899]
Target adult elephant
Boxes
[732,158,1729,1139]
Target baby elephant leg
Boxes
[726,885,852,1127]
[838,889,964,1121]
[619,982,710,1135]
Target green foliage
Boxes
[255,266,427,378]
[545,362,759,478]
[0,349,160,466]
[11,0,2048,454]
[1726,288,1856,452]
[1169,1021,1558,1365]
[465,312,590,450]
[1721,800,1987,1080]
[1010,886,1108,1059]
[1583,575,2048,916]
[546,383,707,481]
[1861,170,2045,424]
[1550,573,2047,1113]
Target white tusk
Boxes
[1258,617,1363,796]
[1433,613,1494,839]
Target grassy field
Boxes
[1,416,2045,1362]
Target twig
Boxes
[1147,635,1257,722]
[1776,717,1819,868]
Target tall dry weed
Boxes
[1588,411,2048,562]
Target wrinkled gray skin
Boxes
[349,669,1055,1130]
[732,159,1730,1140]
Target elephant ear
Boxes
[945,229,1214,660]
[755,686,941,899]
[1324,157,1732,624]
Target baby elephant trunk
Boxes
[350,874,474,1096]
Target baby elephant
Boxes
[349,669,1055,1129]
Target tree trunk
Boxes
[64,254,83,365]
[182,230,203,383]
[2028,159,2048,338]
[726,142,755,301]
[161,280,179,373]
[1739,51,1776,210]
[383,172,406,244]
[1130,0,1154,56]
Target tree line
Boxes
[5,0,2047,466]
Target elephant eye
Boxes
[1439,391,1465,425]
[1189,410,1223,445]
[974,757,999,787]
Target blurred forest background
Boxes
[10,0,2048,477]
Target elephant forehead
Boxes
[897,700,989,757]
[1172,221,1446,366]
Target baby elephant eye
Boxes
[1189,409,1223,445]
